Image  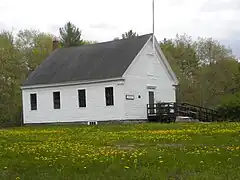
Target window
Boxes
[53,91,61,109]
[30,93,37,110]
[78,89,86,107]
[105,87,114,106]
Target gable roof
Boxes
[23,34,152,87]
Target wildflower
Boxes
[200,161,204,164]
[16,177,20,180]
[4,166,7,170]
[124,166,130,169]
[160,161,164,163]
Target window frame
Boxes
[78,89,86,108]
[105,87,114,106]
[53,91,61,109]
[30,93,37,111]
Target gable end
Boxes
[122,36,179,86]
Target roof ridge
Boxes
[65,33,153,49]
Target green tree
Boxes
[194,38,237,107]
[195,37,233,64]
[82,40,98,45]
[236,62,240,91]
[122,30,138,39]
[0,31,23,126]
[160,33,239,108]
[16,29,53,74]
[0,29,54,127]
[59,21,83,47]
[160,34,200,105]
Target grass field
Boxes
[0,123,240,180]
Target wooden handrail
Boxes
[147,102,220,122]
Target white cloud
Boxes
[90,23,116,30]
[201,0,240,12]
[0,0,240,42]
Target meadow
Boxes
[0,122,240,180]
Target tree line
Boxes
[0,22,239,126]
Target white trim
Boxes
[153,36,179,85]
[152,0,155,53]
[52,91,61,110]
[30,93,38,111]
[21,77,124,90]
[148,90,156,114]
[147,85,157,89]
[153,50,174,84]
[122,35,178,85]
[77,89,87,108]
[104,86,115,107]
[122,36,152,78]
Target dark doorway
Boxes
[149,91,155,114]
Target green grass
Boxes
[0,123,240,180]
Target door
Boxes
[149,91,155,114]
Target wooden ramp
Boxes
[147,102,220,123]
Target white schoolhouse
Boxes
[21,34,178,124]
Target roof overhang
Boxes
[122,35,179,86]
[21,77,125,90]
[153,36,179,86]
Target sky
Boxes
[0,0,240,55]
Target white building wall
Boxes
[123,40,176,120]
[22,80,125,124]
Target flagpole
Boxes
[152,0,155,53]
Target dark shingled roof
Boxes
[23,34,152,86]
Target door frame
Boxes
[147,87,156,115]
[148,90,155,104]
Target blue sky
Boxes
[1,0,240,56]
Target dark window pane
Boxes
[53,92,61,109]
[105,87,114,106]
[30,93,37,110]
[78,89,86,107]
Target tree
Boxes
[193,38,238,107]
[0,29,54,127]
[160,34,200,105]
[82,40,98,45]
[195,37,233,65]
[236,62,240,91]
[16,29,53,74]
[160,33,239,108]
[59,21,83,47]
[122,30,138,39]
[0,31,23,126]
